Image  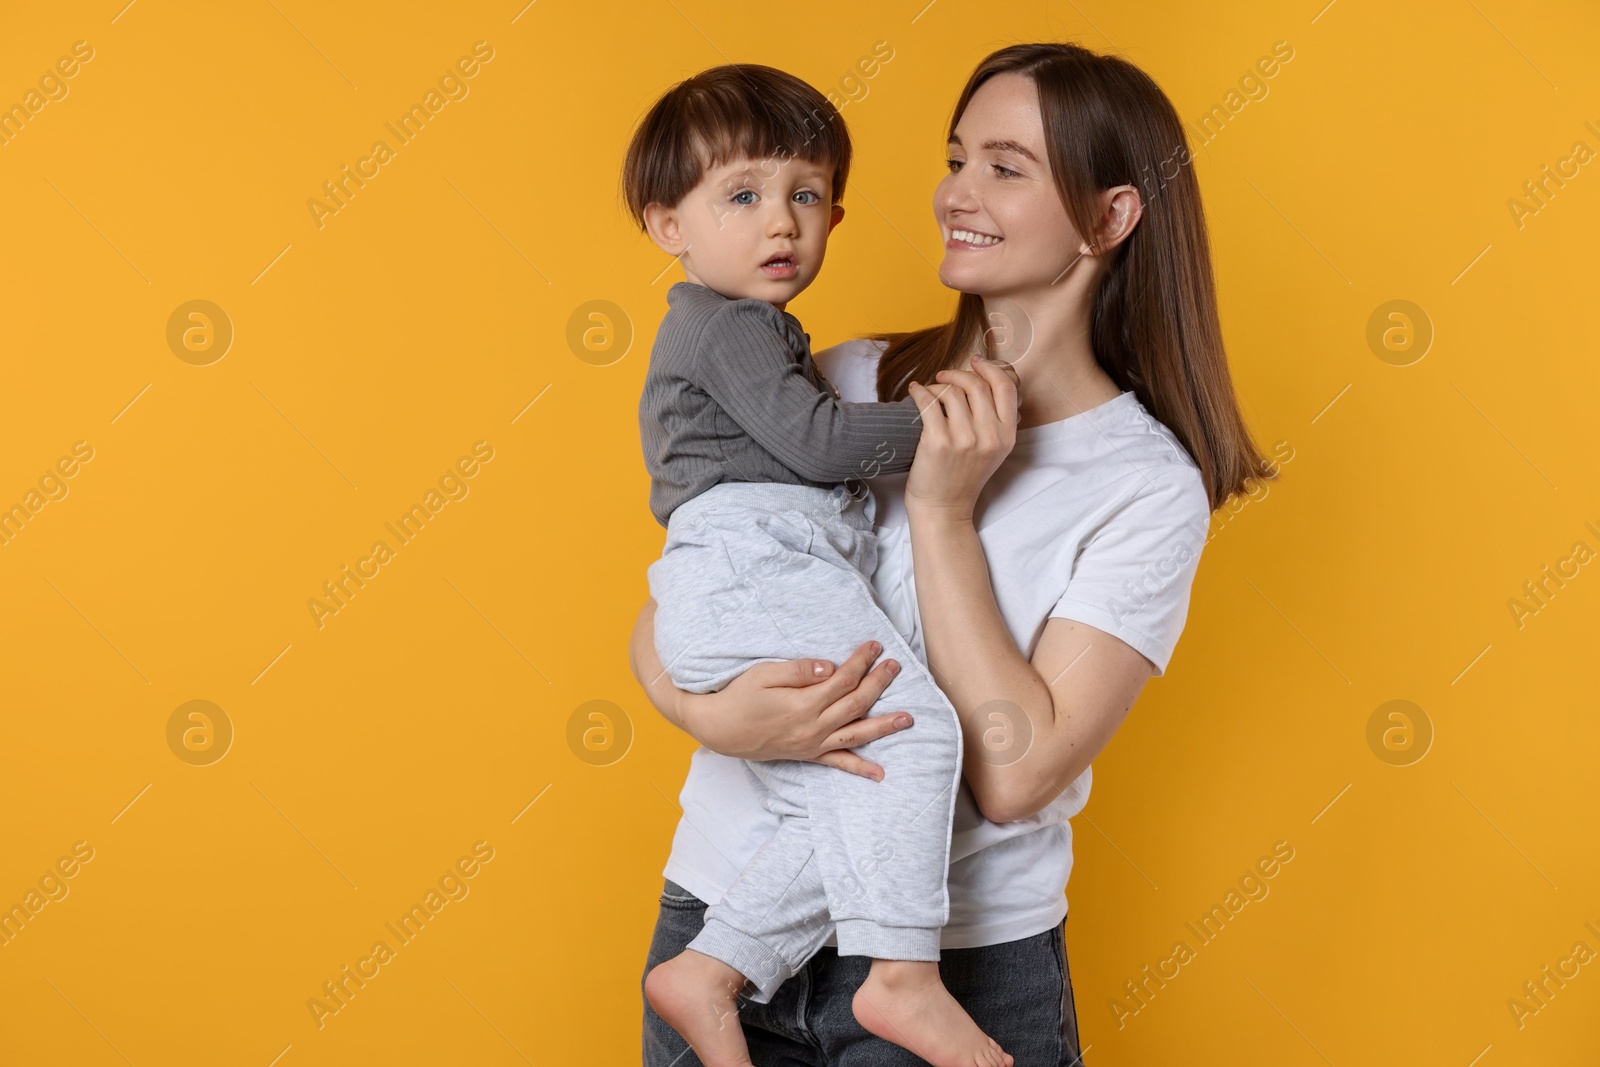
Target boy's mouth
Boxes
[760,252,798,279]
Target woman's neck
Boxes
[980,291,1123,429]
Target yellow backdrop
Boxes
[1,0,1596,1063]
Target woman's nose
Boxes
[936,172,978,215]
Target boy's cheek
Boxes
[703,196,737,231]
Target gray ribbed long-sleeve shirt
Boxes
[639,282,924,528]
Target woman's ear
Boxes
[1090,185,1143,255]
[642,202,685,255]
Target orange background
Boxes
[1,0,1596,1063]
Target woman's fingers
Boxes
[804,640,883,703]
[935,361,1017,449]
[935,365,997,424]
[749,638,883,692]
[745,655,843,689]
[812,748,886,781]
[821,709,913,753]
[817,651,900,735]
[971,356,1022,440]
[967,355,1020,424]
[929,371,985,446]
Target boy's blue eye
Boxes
[793,190,820,205]
[732,189,758,205]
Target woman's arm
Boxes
[907,512,1153,823]
[628,597,914,779]
[905,357,1155,823]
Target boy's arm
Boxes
[697,301,922,482]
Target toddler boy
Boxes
[625,63,1012,1067]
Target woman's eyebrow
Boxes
[947,132,1039,162]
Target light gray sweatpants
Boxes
[646,479,963,1003]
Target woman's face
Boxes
[934,72,1087,298]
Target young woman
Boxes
[630,41,1274,1065]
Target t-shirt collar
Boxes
[1012,390,1138,447]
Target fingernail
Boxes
[887,660,900,675]
[894,715,911,728]
[870,641,882,656]
[813,661,830,676]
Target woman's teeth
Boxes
[951,229,1002,246]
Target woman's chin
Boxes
[936,260,993,293]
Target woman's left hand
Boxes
[904,354,1021,521]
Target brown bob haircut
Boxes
[620,64,852,231]
[872,42,1274,512]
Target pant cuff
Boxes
[834,920,941,962]
[686,917,796,1004]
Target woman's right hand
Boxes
[630,599,914,780]
[698,643,915,779]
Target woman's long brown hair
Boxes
[872,42,1273,511]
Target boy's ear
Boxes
[828,204,845,233]
[642,202,684,255]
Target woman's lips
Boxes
[945,227,1005,251]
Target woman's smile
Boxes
[943,224,1005,250]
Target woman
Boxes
[630,41,1273,1065]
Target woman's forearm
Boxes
[905,506,1063,821]
[628,597,796,759]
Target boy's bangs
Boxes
[690,115,837,177]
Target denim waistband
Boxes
[670,479,875,529]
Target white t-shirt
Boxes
[661,337,1212,948]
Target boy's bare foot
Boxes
[644,949,754,1067]
[853,959,1014,1067]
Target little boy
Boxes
[624,64,1012,1067]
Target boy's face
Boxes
[644,152,845,309]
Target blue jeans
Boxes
[642,879,1086,1065]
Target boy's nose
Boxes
[767,205,799,238]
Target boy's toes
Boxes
[981,1043,1012,1067]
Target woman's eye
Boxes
[992,164,1020,179]
[732,190,758,205]
[793,190,820,205]
[944,158,963,172]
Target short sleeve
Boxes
[1047,466,1211,676]
[813,338,889,404]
